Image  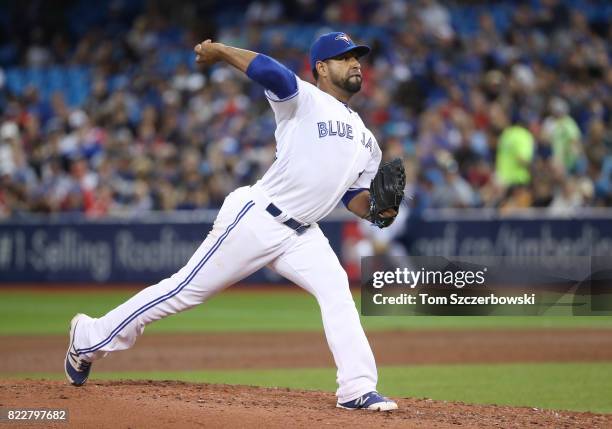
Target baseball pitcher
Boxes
[65,32,405,411]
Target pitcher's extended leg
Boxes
[73,193,273,361]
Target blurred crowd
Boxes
[0,0,610,218]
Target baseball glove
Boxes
[368,158,406,228]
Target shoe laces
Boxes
[77,360,91,372]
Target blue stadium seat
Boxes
[5,68,25,94]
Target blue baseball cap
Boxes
[310,32,370,71]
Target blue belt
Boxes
[265,203,310,235]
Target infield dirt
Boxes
[2,329,612,372]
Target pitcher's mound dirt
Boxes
[1,380,609,429]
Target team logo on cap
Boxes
[335,33,352,45]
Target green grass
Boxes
[1,289,612,335]
[4,289,609,414]
[6,363,612,413]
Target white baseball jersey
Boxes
[255,76,382,224]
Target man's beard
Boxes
[332,73,362,94]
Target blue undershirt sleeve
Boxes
[342,188,368,208]
[246,54,298,100]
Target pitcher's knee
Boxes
[318,288,358,316]
[326,269,350,290]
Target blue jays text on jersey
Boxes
[317,120,374,153]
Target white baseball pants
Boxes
[73,185,378,402]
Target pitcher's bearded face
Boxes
[327,52,362,94]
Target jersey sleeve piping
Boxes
[265,89,299,103]
[341,187,368,208]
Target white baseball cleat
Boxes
[64,313,93,386]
